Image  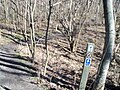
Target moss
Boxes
[14,33,24,40]
[0,33,11,45]
[36,31,45,36]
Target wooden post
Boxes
[79,43,94,90]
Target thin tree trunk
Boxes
[29,0,37,63]
[44,0,52,76]
[24,0,31,57]
[69,0,73,52]
[4,0,8,23]
[93,0,116,90]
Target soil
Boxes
[0,23,120,90]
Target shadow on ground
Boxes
[0,51,79,89]
[0,51,37,76]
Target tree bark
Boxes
[29,0,36,63]
[44,0,52,76]
[93,0,116,90]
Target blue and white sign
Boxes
[85,58,91,66]
[87,44,94,53]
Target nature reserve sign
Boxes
[79,43,94,90]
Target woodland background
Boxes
[0,0,120,90]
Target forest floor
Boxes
[0,25,48,90]
[0,23,120,90]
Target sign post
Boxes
[79,43,94,90]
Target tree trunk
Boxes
[4,0,8,23]
[93,0,116,90]
[29,0,36,63]
[44,0,52,76]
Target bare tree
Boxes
[0,0,9,23]
[93,0,116,90]
[44,0,52,76]
[29,0,37,63]
[21,0,37,63]
[55,0,94,52]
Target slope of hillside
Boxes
[0,23,119,90]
